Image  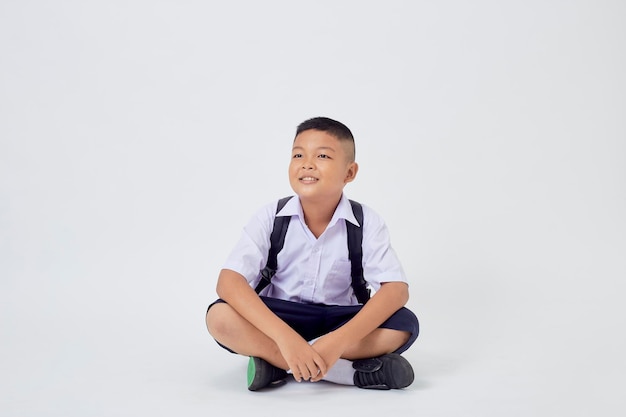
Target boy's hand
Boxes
[276,332,328,382]
[309,332,348,382]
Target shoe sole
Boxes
[247,357,287,391]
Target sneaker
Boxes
[247,356,288,391]
[353,353,414,390]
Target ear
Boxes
[344,162,359,184]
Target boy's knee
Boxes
[205,302,231,336]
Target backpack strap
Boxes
[255,196,294,294]
[347,200,370,304]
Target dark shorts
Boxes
[207,296,419,354]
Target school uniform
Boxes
[208,194,419,353]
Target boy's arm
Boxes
[309,281,409,380]
[216,269,328,381]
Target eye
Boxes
[318,154,330,159]
[292,153,302,158]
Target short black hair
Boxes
[296,117,354,140]
[295,117,355,160]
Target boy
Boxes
[205,117,419,391]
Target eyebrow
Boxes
[292,146,337,153]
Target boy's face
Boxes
[289,129,358,203]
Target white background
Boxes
[1,1,625,416]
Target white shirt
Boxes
[222,194,408,306]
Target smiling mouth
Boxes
[299,176,318,182]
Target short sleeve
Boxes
[360,205,408,291]
[222,201,276,288]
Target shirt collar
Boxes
[333,194,360,227]
[277,194,360,227]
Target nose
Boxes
[301,157,315,170]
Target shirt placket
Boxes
[300,240,322,302]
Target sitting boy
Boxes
[206,116,419,390]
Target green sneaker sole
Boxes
[247,357,288,391]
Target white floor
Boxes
[2,1,625,416]
[2,227,625,416]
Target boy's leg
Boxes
[319,306,419,389]
[206,297,330,390]
[206,296,332,391]
[206,298,419,390]
[341,328,411,359]
[207,300,293,391]
[206,297,329,364]
[325,305,420,358]
[205,301,288,369]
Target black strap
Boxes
[255,196,293,294]
[347,200,370,304]
[255,196,370,304]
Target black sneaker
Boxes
[247,357,288,391]
[353,353,414,390]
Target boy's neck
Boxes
[299,195,342,238]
